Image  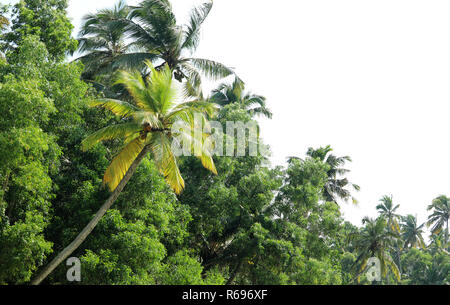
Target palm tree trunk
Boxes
[30,145,152,285]
[446,219,449,250]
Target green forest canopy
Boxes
[0,0,448,285]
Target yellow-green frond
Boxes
[199,152,217,175]
[391,219,400,233]
[103,137,145,191]
[114,69,154,112]
[173,120,217,176]
[90,98,139,118]
[81,122,142,151]
[432,227,443,235]
[132,112,163,129]
[150,133,185,194]
[168,100,218,120]
[385,256,401,281]
[144,61,177,114]
[194,130,217,175]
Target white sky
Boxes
[5,0,450,231]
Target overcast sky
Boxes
[6,0,450,231]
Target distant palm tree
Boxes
[401,215,426,250]
[31,62,217,285]
[303,145,360,204]
[352,217,400,283]
[375,195,403,276]
[376,195,400,233]
[427,195,449,245]
[209,77,272,119]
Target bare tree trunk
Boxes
[30,145,152,285]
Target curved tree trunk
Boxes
[31,145,152,285]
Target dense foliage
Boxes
[0,0,448,285]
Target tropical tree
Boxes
[75,0,135,80]
[351,217,400,283]
[2,0,77,59]
[209,77,272,119]
[428,231,449,255]
[292,145,360,204]
[376,195,400,233]
[76,0,235,95]
[31,61,217,284]
[401,215,425,250]
[427,195,449,246]
[400,248,449,285]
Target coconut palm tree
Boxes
[352,217,400,283]
[427,195,449,246]
[75,0,145,80]
[376,195,400,233]
[401,215,426,249]
[77,0,235,96]
[376,195,403,275]
[209,77,272,119]
[304,145,360,204]
[31,61,217,285]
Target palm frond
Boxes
[114,69,155,112]
[145,61,177,114]
[180,62,203,98]
[150,133,184,194]
[188,58,234,81]
[89,98,139,118]
[182,1,213,51]
[103,137,146,191]
[81,122,142,151]
[110,52,159,71]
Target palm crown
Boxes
[352,217,400,282]
[401,214,426,250]
[82,61,217,194]
[76,0,235,96]
[376,195,401,233]
[209,77,273,119]
[427,195,449,245]
[306,145,360,204]
[76,0,134,80]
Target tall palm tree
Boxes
[209,77,272,119]
[77,0,235,95]
[401,215,426,250]
[352,217,400,283]
[376,195,400,233]
[427,195,449,246]
[31,62,217,285]
[375,195,402,276]
[304,145,360,204]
